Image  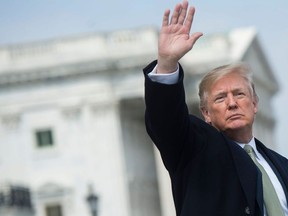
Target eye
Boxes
[236,92,245,98]
[215,96,225,103]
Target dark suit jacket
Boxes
[143,60,288,216]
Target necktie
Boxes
[244,145,284,216]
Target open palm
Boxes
[157,1,203,73]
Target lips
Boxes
[227,114,243,120]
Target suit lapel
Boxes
[256,140,288,205]
[224,137,263,215]
[220,136,288,215]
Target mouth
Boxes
[227,114,243,120]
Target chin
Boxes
[225,121,247,131]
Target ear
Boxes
[201,107,211,124]
[253,99,258,114]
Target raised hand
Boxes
[157,0,203,74]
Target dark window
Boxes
[9,186,32,208]
[35,129,54,147]
[45,204,62,216]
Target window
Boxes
[35,129,54,147]
[45,204,63,216]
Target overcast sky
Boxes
[1,0,287,156]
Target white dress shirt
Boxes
[148,64,288,216]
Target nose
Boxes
[227,94,238,110]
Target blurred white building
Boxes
[0,26,278,216]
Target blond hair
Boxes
[198,62,259,109]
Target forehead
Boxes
[210,73,250,93]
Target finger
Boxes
[184,6,196,32]
[170,3,182,24]
[178,0,188,24]
[189,32,203,46]
[162,9,170,27]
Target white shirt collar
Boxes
[236,137,261,159]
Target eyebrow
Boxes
[212,87,247,97]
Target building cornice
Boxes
[0,54,154,87]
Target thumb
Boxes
[189,32,203,46]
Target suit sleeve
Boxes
[143,60,195,172]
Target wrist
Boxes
[157,57,178,74]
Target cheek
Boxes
[245,101,257,114]
[210,105,226,115]
[209,107,226,121]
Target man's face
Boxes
[201,73,258,136]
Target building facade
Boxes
[0,26,278,216]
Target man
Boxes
[143,1,288,216]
